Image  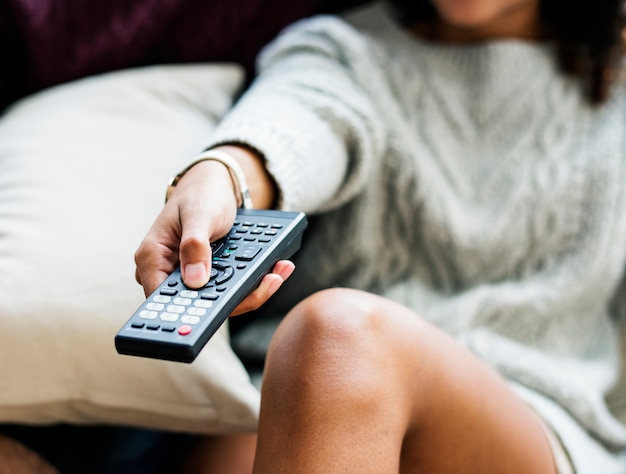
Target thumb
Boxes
[171,160,238,288]
[177,202,236,288]
[178,209,214,289]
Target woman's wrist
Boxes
[176,149,253,208]
[169,159,239,208]
[166,144,278,210]
[209,144,278,210]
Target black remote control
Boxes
[115,209,307,363]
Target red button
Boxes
[178,325,192,336]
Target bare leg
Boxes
[253,288,556,474]
[177,433,257,474]
[0,435,59,474]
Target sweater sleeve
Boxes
[204,15,387,213]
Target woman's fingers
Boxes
[230,260,296,316]
[134,204,184,296]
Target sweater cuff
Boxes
[203,93,347,213]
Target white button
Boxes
[146,303,164,311]
[181,315,200,325]
[167,305,185,314]
[173,297,192,306]
[194,300,213,309]
[180,290,198,298]
[187,307,206,316]
[139,310,158,320]
[153,295,171,304]
[160,313,179,322]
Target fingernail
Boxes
[183,263,207,286]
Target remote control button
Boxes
[265,230,277,236]
[194,300,213,308]
[251,229,262,234]
[229,235,242,241]
[271,224,283,229]
[160,313,179,322]
[178,325,192,336]
[161,325,176,332]
[187,307,206,316]
[211,240,224,257]
[235,245,261,261]
[131,322,145,329]
[236,263,247,270]
[215,266,235,284]
[153,295,172,304]
[209,268,219,280]
[200,292,219,300]
[167,280,178,287]
[173,297,192,306]
[180,290,198,298]
[139,310,158,320]
[166,305,185,314]
[181,315,201,325]
[216,286,227,292]
[146,324,160,331]
[146,302,165,311]
[259,238,271,243]
[160,288,178,296]
[256,223,269,228]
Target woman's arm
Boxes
[135,14,385,309]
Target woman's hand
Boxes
[134,145,288,316]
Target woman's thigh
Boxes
[256,288,556,474]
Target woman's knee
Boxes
[271,288,394,359]
[264,288,426,398]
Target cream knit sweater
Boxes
[206,2,626,471]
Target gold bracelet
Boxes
[165,149,253,209]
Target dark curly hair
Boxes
[386,0,626,104]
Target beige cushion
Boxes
[0,64,261,434]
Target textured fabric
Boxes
[0,63,263,434]
[0,0,366,110]
[204,2,626,472]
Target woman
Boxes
[135,0,626,472]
